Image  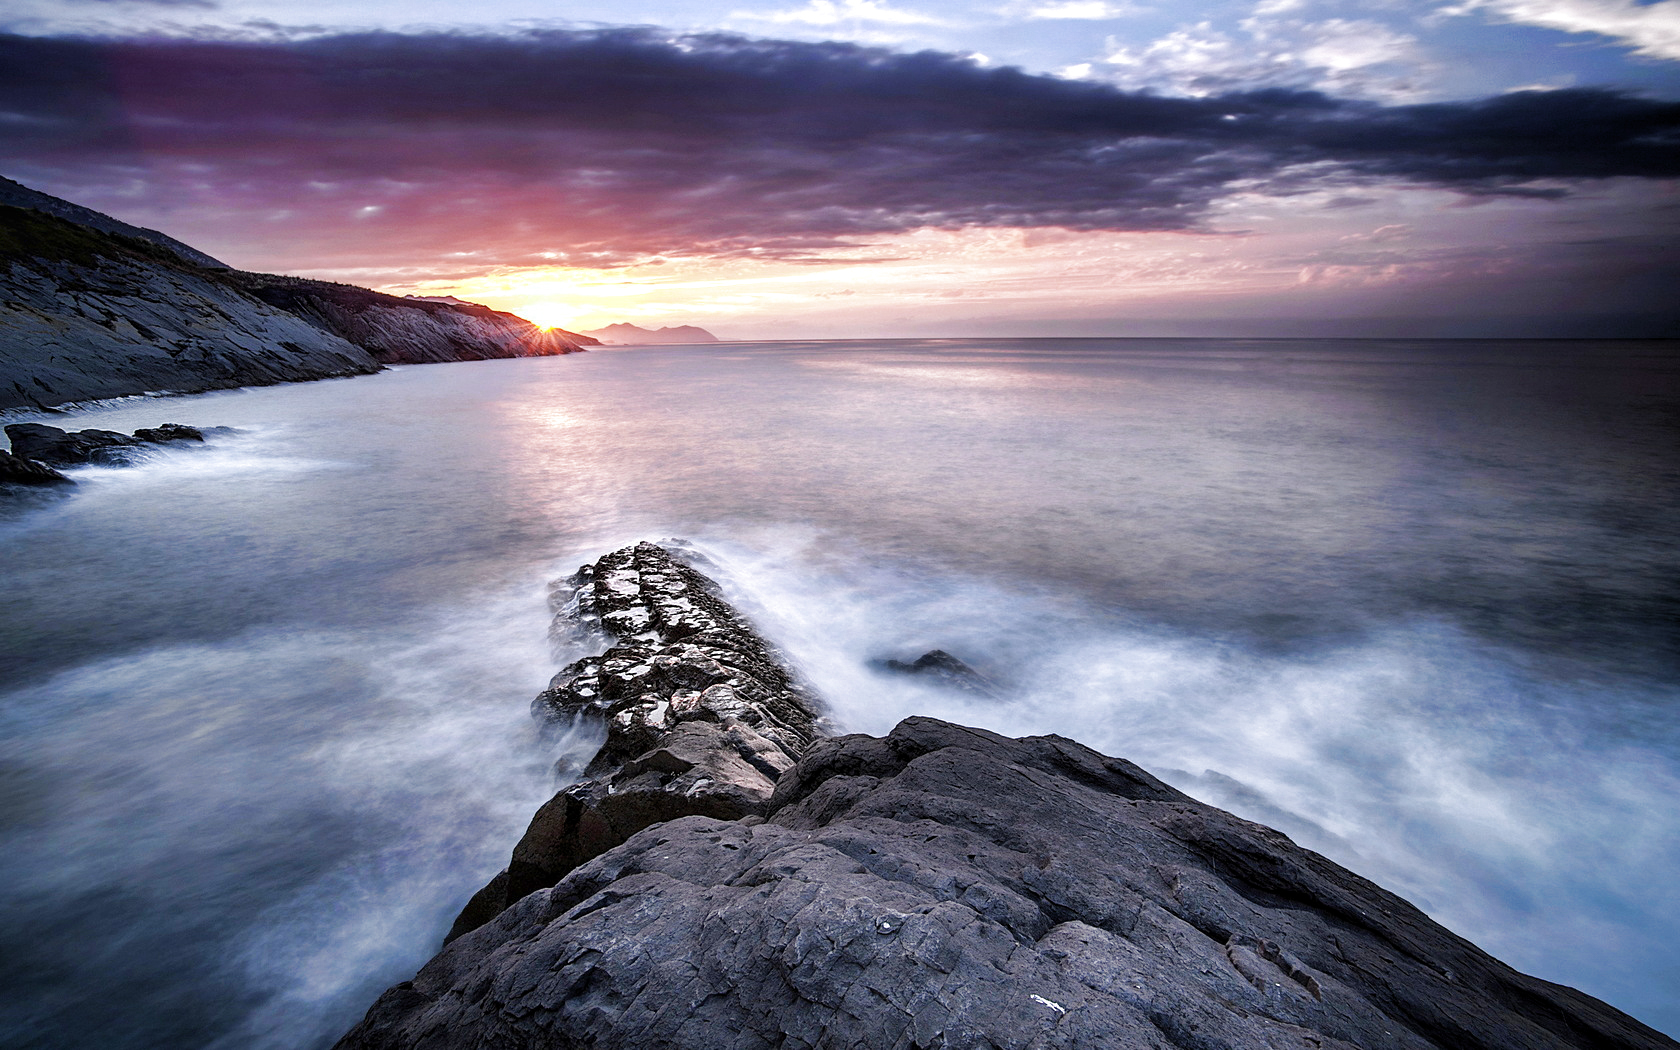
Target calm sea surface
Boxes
[2,338,1677,1045]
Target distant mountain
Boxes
[0,179,599,411]
[403,294,477,307]
[579,322,719,345]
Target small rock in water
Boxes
[132,423,204,443]
[877,648,1001,697]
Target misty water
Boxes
[1,338,1677,1047]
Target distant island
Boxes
[579,322,719,345]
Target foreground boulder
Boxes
[340,715,1674,1050]
[338,543,1675,1050]
[444,541,827,942]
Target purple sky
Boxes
[2,4,1677,336]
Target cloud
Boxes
[1018,1,1144,20]
[1103,15,1433,101]
[732,0,946,26]
[1447,0,1680,62]
[0,28,1674,272]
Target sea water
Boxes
[1,338,1676,1046]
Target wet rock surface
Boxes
[4,421,218,468]
[0,448,73,485]
[339,546,1676,1050]
[445,541,827,943]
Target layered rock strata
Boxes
[338,547,1677,1050]
[445,541,828,943]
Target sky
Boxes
[1,0,1678,336]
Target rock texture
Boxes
[445,541,827,943]
[1,203,383,410]
[4,421,209,467]
[1,179,599,411]
[338,545,1677,1050]
[0,448,72,485]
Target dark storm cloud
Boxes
[1,28,1676,263]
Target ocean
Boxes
[2,338,1677,1046]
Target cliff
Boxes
[222,273,597,365]
[0,180,597,411]
[1,204,381,411]
[579,322,719,345]
[336,542,1677,1050]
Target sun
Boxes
[514,302,577,330]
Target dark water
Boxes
[2,338,1677,1045]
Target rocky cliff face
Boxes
[0,182,596,411]
[1,205,382,411]
[225,274,596,365]
[336,543,1677,1050]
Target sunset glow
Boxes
[2,5,1676,335]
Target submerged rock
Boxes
[0,448,73,485]
[445,541,827,943]
[338,543,1677,1050]
[879,648,1002,697]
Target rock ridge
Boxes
[337,544,1678,1050]
[444,541,828,943]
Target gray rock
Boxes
[879,648,1002,697]
[0,449,73,486]
[340,716,1677,1050]
[6,421,216,467]
[445,541,827,943]
[131,423,204,443]
[5,423,145,466]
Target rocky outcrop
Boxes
[445,541,827,943]
[342,714,1676,1050]
[0,448,72,485]
[337,543,1676,1050]
[4,421,212,467]
[1,180,599,411]
[579,322,719,345]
